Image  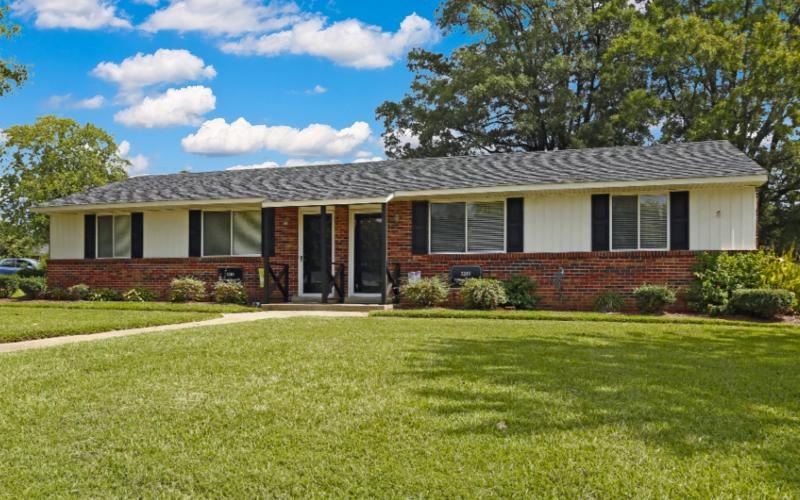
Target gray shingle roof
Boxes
[40,140,766,208]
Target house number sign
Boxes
[450,266,482,287]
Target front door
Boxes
[354,213,382,294]
[302,213,332,294]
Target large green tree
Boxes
[0,5,27,96]
[378,0,800,249]
[0,116,129,256]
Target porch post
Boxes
[320,205,329,304]
[380,202,388,305]
[262,207,273,304]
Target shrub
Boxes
[760,247,800,300]
[730,289,796,319]
[214,280,247,304]
[123,287,158,302]
[169,277,206,303]
[46,287,71,301]
[18,276,47,299]
[67,284,91,301]
[401,277,449,308]
[0,275,19,298]
[687,252,771,315]
[460,278,508,310]
[593,291,625,313]
[633,284,677,314]
[502,275,541,310]
[17,267,45,278]
[88,288,123,302]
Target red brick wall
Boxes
[386,200,697,311]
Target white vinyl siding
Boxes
[690,186,757,250]
[97,215,131,258]
[49,214,84,259]
[524,193,590,252]
[203,210,261,257]
[430,201,505,253]
[144,211,188,258]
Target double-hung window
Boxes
[611,194,668,250]
[202,210,261,256]
[430,201,505,253]
[97,215,131,258]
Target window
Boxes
[430,201,505,253]
[203,210,261,256]
[97,215,131,258]
[611,195,668,250]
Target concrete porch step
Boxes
[261,302,393,312]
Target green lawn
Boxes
[0,301,250,342]
[1,316,799,496]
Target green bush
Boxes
[18,276,47,299]
[593,291,625,313]
[0,275,19,298]
[214,280,247,304]
[633,284,677,314]
[123,287,158,302]
[401,277,449,308]
[17,267,45,278]
[88,288,124,302]
[460,278,508,310]
[760,248,800,299]
[169,277,206,303]
[730,289,795,319]
[46,287,71,301]
[502,275,541,310]
[67,284,91,301]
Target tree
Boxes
[0,116,129,256]
[377,0,652,158]
[378,0,800,249]
[0,5,27,96]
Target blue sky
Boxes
[1,0,454,175]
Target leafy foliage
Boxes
[0,116,128,256]
[502,275,541,310]
[17,276,46,299]
[0,274,18,298]
[460,278,508,310]
[593,291,626,313]
[169,277,206,303]
[0,6,27,97]
[401,276,450,308]
[67,284,91,301]
[633,284,677,314]
[88,288,124,302]
[124,288,158,303]
[213,280,247,304]
[730,289,796,319]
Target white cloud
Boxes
[629,0,648,12]
[352,156,384,163]
[141,0,302,36]
[226,161,280,171]
[74,95,106,109]
[220,13,436,69]
[13,0,131,29]
[117,140,150,176]
[91,49,216,98]
[283,158,341,167]
[114,86,216,128]
[46,94,72,108]
[182,117,371,157]
[306,84,326,95]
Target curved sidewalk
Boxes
[0,311,367,354]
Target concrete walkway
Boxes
[0,310,367,354]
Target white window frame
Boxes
[96,214,131,259]
[201,210,262,258]
[610,194,670,251]
[428,200,507,254]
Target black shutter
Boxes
[411,201,429,255]
[84,214,96,259]
[506,197,524,252]
[591,194,610,251]
[670,191,690,250]
[262,207,276,257]
[131,213,144,259]
[189,210,202,257]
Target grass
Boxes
[0,301,244,342]
[0,316,799,496]
[373,307,794,326]
[0,300,254,314]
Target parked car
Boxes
[0,258,40,275]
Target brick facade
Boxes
[47,201,700,310]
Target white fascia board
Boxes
[262,195,393,208]
[32,197,266,214]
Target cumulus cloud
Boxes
[219,13,436,69]
[117,140,150,176]
[13,0,131,29]
[226,161,280,171]
[114,86,216,128]
[46,94,107,109]
[91,49,216,98]
[141,0,302,36]
[181,117,371,157]
[75,95,106,109]
[352,156,384,163]
[283,158,341,167]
